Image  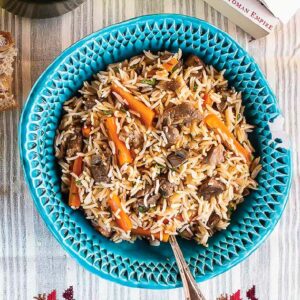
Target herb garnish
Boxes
[141,78,157,86]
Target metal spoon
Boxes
[169,235,207,300]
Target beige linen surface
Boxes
[0,1,299,299]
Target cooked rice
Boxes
[55,49,261,246]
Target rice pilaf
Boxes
[55,49,261,246]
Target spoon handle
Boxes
[169,236,207,300]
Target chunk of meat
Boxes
[173,59,183,72]
[128,55,144,74]
[198,178,226,200]
[136,184,153,198]
[143,55,154,66]
[243,188,250,196]
[184,54,206,68]
[85,98,96,109]
[136,184,160,208]
[130,132,144,149]
[137,194,160,209]
[132,65,143,75]
[162,103,202,126]
[180,229,194,239]
[161,79,181,91]
[206,212,221,228]
[147,194,161,206]
[72,116,82,127]
[184,55,206,80]
[66,127,83,157]
[216,100,227,113]
[214,84,228,93]
[159,177,175,197]
[167,149,188,168]
[121,129,144,149]
[206,144,225,167]
[163,126,180,145]
[146,67,160,77]
[90,154,111,183]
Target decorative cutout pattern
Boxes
[19,15,292,288]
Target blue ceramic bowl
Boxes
[19,14,292,288]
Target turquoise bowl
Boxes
[19,14,292,288]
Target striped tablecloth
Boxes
[0,1,299,299]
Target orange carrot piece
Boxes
[162,57,178,72]
[111,82,155,128]
[132,227,170,242]
[202,93,213,108]
[68,156,83,208]
[204,114,252,163]
[108,194,132,232]
[130,149,137,160]
[82,126,91,138]
[105,117,133,166]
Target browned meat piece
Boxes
[206,212,221,228]
[180,229,194,239]
[198,178,226,200]
[90,154,111,183]
[136,184,153,198]
[216,100,227,113]
[133,65,143,75]
[161,79,181,91]
[162,103,202,126]
[173,59,183,72]
[85,98,96,109]
[143,55,154,66]
[147,194,161,206]
[120,129,144,149]
[243,188,250,196]
[167,149,188,168]
[184,54,206,68]
[85,115,92,126]
[206,144,225,167]
[66,127,83,157]
[129,132,143,149]
[136,184,161,209]
[70,116,82,127]
[146,67,160,77]
[163,126,180,145]
[184,54,206,80]
[159,177,175,197]
[214,84,228,93]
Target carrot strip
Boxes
[68,156,83,208]
[108,194,132,232]
[202,93,213,108]
[82,126,91,138]
[132,227,170,242]
[111,82,155,127]
[204,114,252,163]
[162,57,178,72]
[105,117,133,166]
